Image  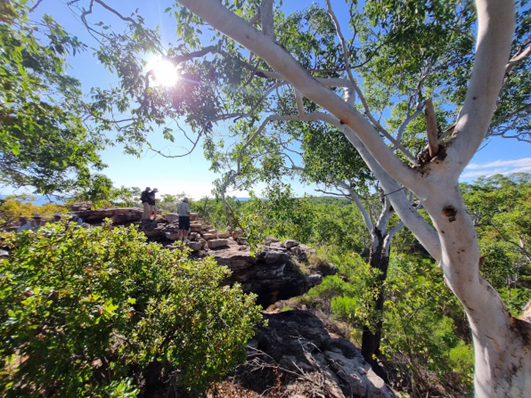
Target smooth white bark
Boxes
[450,0,515,169]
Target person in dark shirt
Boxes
[141,187,151,221]
[148,188,159,220]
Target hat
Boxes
[19,215,28,219]
[33,214,42,219]
[54,213,62,218]
[145,187,151,191]
[183,197,189,202]
[153,188,158,192]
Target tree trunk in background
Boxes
[361,228,390,379]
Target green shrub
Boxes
[331,296,359,323]
[300,252,380,329]
[0,222,262,397]
[448,341,474,380]
[381,255,473,394]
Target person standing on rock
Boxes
[17,216,31,233]
[29,214,45,229]
[177,197,191,242]
[148,188,159,220]
[140,187,151,221]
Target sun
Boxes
[147,58,179,87]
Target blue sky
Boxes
[2,0,529,199]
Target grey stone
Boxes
[163,213,179,223]
[190,223,202,232]
[264,236,281,245]
[165,231,180,240]
[263,248,290,264]
[284,239,299,249]
[189,232,200,240]
[143,229,162,238]
[305,274,323,287]
[207,239,229,249]
[243,311,398,398]
[214,248,257,270]
[75,207,143,223]
[232,230,243,239]
[187,241,203,251]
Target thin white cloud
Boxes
[466,158,531,170]
[462,158,531,179]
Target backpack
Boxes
[141,190,149,203]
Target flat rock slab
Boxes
[190,224,202,232]
[187,241,203,251]
[207,239,229,249]
[75,207,143,223]
[143,229,162,238]
[165,231,180,240]
[163,213,179,223]
[284,239,299,249]
[214,248,257,269]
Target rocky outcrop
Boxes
[234,310,397,398]
[61,205,334,307]
[71,202,93,212]
[75,207,143,224]
[210,243,335,307]
[68,207,336,307]
[134,217,336,306]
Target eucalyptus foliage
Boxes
[0,1,105,193]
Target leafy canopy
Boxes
[0,1,105,194]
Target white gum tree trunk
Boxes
[176,0,531,395]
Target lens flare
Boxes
[147,58,179,87]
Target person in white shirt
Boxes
[30,214,45,229]
[66,213,88,229]
[16,216,31,233]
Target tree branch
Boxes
[425,98,439,158]
[92,0,138,26]
[148,131,201,158]
[168,45,219,64]
[295,89,304,115]
[506,41,531,75]
[451,0,515,169]
[489,102,531,130]
[30,0,45,12]
[260,0,275,41]
[397,106,423,143]
[326,0,418,166]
